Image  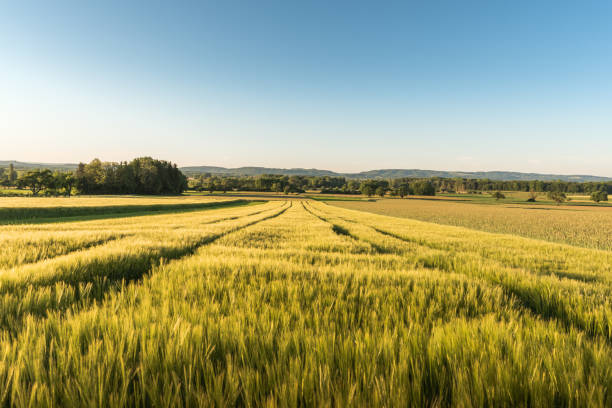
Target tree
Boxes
[527,190,538,202]
[375,186,386,197]
[591,190,608,203]
[361,185,374,197]
[17,170,54,196]
[75,157,187,195]
[398,184,410,198]
[53,172,76,196]
[492,191,505,200]
[411,180,435,196]
[8,164,17,185]
[283,185,291,195]
[547,191,567,204]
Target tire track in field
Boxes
[0,204,264,270]
[313,202,600,283]
[302,202,391,254]
[198,204,271,225]
[0,234,129,271]
[3,202,273,271]
[310,201,612,344]
[0,199,252,225]
[0,202,291,335]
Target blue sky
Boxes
[1,1,611,175]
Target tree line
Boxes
[0,158,186,196]
[188,174,610,199]
[188,174,437,197]
[1,162,610,200]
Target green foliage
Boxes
[398,184,410,198]
[361,185,374,196]
[184,173,612,198]
[591,190,608,203]
[410,180,436,196]
[75,157,187,195]
[16,169,54,196]
[8,163,17,184]
[547,191,567,204]
[492,191,505,200]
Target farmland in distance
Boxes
[330,197,612,251]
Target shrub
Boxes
[492,191,505,200]
[591,191,608,203]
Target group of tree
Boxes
[186,173,612,197]
[3,160,612,201]
[0,164,18,187]
[1,158,186,196]
[75,157,187,194]
[492,191,506,200]
[2,168,77,196]
[188,174,437,197]
[547,191,568,204]
[431,177,612,195]
[6,169,76,196]
[591,190,608,203]
[189,174,312,194]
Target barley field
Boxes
[0,196,242,224]
[1,198,612,406]
[331,198,612,251]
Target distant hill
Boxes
[2,161,610,182]
[180,166,612,182]
[0,160,78,172]
[180,166,339,177]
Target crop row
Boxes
[0,198,250,224]
[0,201,610,406]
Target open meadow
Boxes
[0,196,611,406]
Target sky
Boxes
[1,1,611,176]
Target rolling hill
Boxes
[2,161,610,182]
[180,166,612,182]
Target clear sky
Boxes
[1,1,611,175]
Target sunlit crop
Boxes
[0,198,610,406]
[331,198,612,250]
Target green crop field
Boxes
[1,197,612,406]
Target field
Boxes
[0,196,244,224]
[330,198,612,251]
[1,196,612,406]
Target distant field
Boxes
[0,195,228,208]
[0,196,248,224]
[435,191,611,206]
[329,198,612,251]
[1,197,612,405]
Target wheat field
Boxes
[0,198,611,406]
[331,198,612,251]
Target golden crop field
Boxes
[1,197,612,406]
[331,198,612,251]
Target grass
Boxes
[330,197,612,251]
[0,198,611,406]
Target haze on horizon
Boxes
[1,1,611,177]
